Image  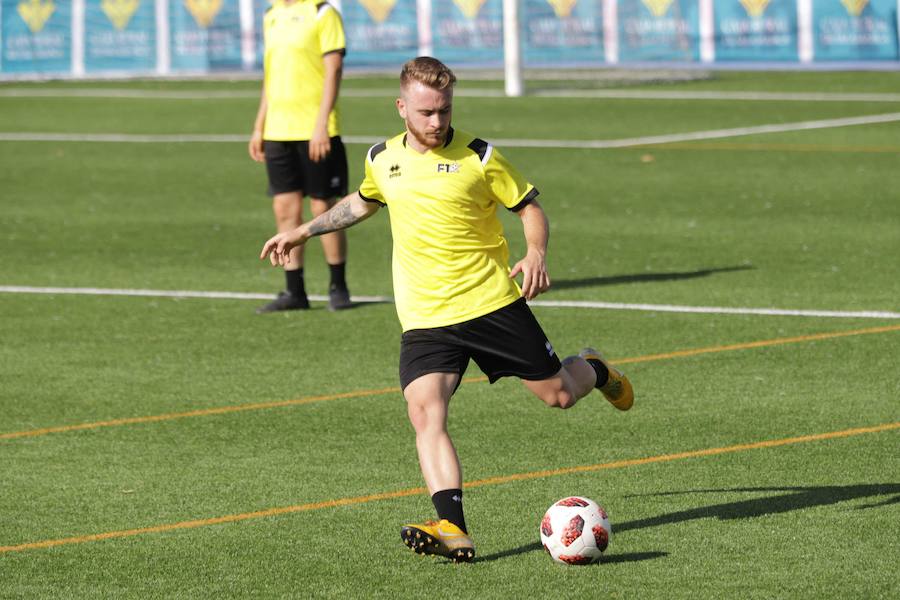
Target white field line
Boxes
[3,88,900,103]
[0,285,392,304]
[1,286,898,319]
[3,112,900,149]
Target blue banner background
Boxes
[714,0,798,61]
[85,0,156,72]
[522,0,604,65]
[253,0,268,69]
[617,0,701,62]
[813,0,899,60]
[342,0,419,66]
[1,0,71,73]
[432,0,504,65]
[170,0,242,71]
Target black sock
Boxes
[431,489,467,534]
[328,262,347,290]
[285,268,305,298]
[586,358,610,389]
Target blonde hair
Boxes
[400,57,457,91]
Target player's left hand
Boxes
[510,249,550,300]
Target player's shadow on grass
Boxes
[549,265,753,291]
[474,484,897,563]
[616,483,900,533]
[474,545,667,564]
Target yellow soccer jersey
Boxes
[359,128,540,332]
[263,0,345,141]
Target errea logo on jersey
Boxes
[437,163,460,173]
[389,164,402,178]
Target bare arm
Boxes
[248,83,267,162]
[260,192,380,266]
[309,52,343,162]
[509,200,551,300]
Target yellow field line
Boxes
[614,323,900,365]
[2,421,897,554]
[3,324,899,441]
[642,141,900,154]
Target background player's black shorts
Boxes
[263,137,348,198]
[399,298,563,392]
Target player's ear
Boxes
[396,97,406,119]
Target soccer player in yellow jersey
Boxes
[249,0,351,313]
[260,57,634,562]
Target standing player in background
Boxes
[249,0,352,313]
[260,57,634,562]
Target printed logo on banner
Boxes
[102,0,141,30]
[840,0,869,16]
[453,0,488,19]
[547,0,579,19]
[185,0,223,28]
[359,0,397,23]
[641,0,674,17]
[739,0,770,18]
[17,0,55,33]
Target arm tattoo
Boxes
[306,201,362,236]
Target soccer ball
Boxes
[540,496,611,565]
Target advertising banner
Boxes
[170,0,242,71]
[341,0,419,66]
[713,0,797,61]
[84,0,156,72]
[432,0,503,65]
[1,0,71,73]
[813,0,899,60]
[522,0,604,65]
[252,0,269,69]
[617,0,701,62]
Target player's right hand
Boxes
[260,229,307,266]
[248,130,265,162]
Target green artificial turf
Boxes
[1,71,898,599]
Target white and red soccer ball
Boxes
[540,496,611,565]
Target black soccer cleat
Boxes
[327,285,352,311]
[255,291,310,314]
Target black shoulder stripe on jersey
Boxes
[443,127,455,147]
[508,187,540,212]
[467,137,490,161]
[368,141,387,162]
[316,2,329,10]
[358,190,386,206]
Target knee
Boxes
[407,403,428,432]
[272,196,302,223]
[543,389,577,410]
[406,401,444,435]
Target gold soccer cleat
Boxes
[579,347,634,411]
[400,519,475,563]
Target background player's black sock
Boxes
[432,488,467,534]
[328,262,347,290]
[586,358,610,389]
[285,268,305,298]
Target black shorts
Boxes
[263,137,349,198]
[399,298,563,392]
